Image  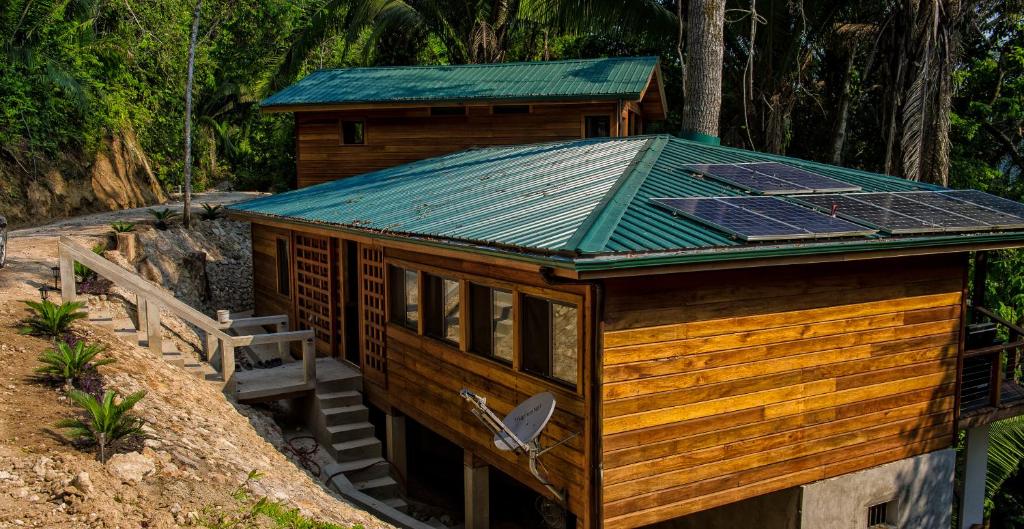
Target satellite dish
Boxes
[494,392,556,452]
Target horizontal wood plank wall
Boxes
[252,223,293,322]
[382,247,593,526]
[600,255,965,529]
[296,103,619,187]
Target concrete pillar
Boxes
[146,300,162,357]
[386,413,407,485]
[464,451,489,529]
[59,252,76,303]
[960,425,990,529]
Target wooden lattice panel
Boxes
[358,244,387,386]
[293,233,335,355]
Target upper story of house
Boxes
[260,57,668,187]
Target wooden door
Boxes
[358,243,387,387]
[292,233,336,356]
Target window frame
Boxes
[583,114,613,138]
[340,119,366,146]
[468,283,514,366]
[387,265,419,331]
[423,272,461,346]
[275,237,291,297]
[520,294,580,389]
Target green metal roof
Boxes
[229,135,1024,271]
[261,57,660,108]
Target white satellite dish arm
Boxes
[459,388,576,504]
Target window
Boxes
[425,274,460,344]
[430,106,467,116]
[584,115,611,138]
[628,111,642,135]
[341,120,365,145]
[388,266,418,330]
[469,284,513,364]
[275,238,290,296]
[492,104,530,115]
[867,500,897,528]
[521,296,578,387]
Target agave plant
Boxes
[57,389,146,463]
[37,341,114,388]
[110,221,135,233]
[20,300,88,339]
[199,203,225,221]
[148,208,180,230]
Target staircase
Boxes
[315,376,407,512]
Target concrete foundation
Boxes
[800,448,955,529]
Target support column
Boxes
[960,425,990,529]
[464,450,489,529]
[386,413,407,485]
[146,300,162,357]
[59,251,76,303]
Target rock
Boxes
[0,470,13,480]
[33,457,52,479]
[106,452,155,484]
[71,472,93,496]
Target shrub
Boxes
[148,208,180,230]
[73,243,106,281]
[199,203,225,221]
[57,389,146,463]
[20,300,88,339]
[111,221,135,233]
[36,341,114,387]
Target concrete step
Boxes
[352,475,398,498]
[321,405,369,426]
[330,437,382,462]
[323,457,389,483]
[382,497,409,514]
[326,421,376,444]
[316,372,362,394]
[318,390,362,408]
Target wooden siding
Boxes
[252,223,293,322]
[382,247,594,527]
[296,103,621,187]
[599,255,965,529]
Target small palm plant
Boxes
[111,221,135,233]
[57,389,146,463]
[37,341,114,388]
[199,203,225,221]
[20,300,88,339]
[73,243,106,281]
[148,208,180,230]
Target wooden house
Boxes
[259,57,667,187]
[229,60,1024,529]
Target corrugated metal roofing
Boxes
[260,57,659,108]
[229,135,1024,268]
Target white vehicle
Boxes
[0,215,6,268]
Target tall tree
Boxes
[680,0,726,139]
[182,0,203,228]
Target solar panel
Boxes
[651,196,877,241]
[684,162,861,195]
[795,191,1024,235]
[942,190,1024,219]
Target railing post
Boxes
[137,295,148,334]
[222,338,236,393]
[277,319,289,358]
[146,300,162,357]
[302,335,316,387]
[205,331,218,363]
[59,249,76,303]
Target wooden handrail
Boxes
[974,305,1024,337]
[964,340,1024,358]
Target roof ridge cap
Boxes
[305,56,659,73]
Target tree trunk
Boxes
[680,0,726,139]
[830,51,857,165]
[182,0,203,228]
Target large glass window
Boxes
[388,266,418,330]
[469,284,513,364]
[521,296,578,387]
[425,274,460,344]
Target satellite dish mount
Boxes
[459,388,577,505]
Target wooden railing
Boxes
[58,236,316,392]
[960,305,1024,419]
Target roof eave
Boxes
[259,93,649,113]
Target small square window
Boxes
[388,266,418,330]
[867,500,897,528]
[430,106,466,116]
[341,120,365,145]
[521,295,578,387]
[584,115,611,138]
[424,274,460,345]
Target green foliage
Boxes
[199,203,225,220]
[148,207,180,230]
[56,389,146,463]
[36,340,114,386]
[111,221,135,233]
[20,299,88,338]
[73,242,106,280]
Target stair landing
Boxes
[235,358,360,403]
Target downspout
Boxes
[540,267,604,529]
